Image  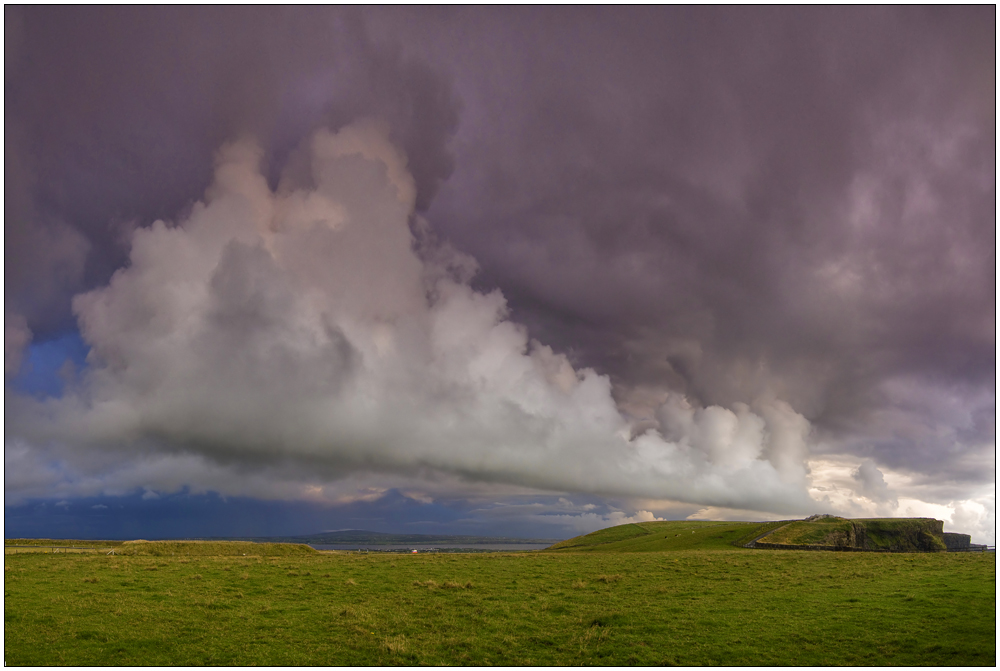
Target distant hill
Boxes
[545,516,953,553]
[545,520,764,552]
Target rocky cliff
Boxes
[756,517,948,552]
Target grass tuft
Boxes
[384,634,407,654]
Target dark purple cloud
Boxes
[415,6,994,477]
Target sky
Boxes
[5,7,995,543]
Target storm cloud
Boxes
[5,7,994,541]
[9,122,819,514]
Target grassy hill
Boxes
[5,539,317,557]
[4,538,316,557]
[6,538,125,548]
[547,517,952,553]
[545,520,769,552]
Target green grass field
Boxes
[4,530,995,666]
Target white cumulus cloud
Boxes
[7,121,823,515]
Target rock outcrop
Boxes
[943,532,972,550]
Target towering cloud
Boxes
[9,122,823,514]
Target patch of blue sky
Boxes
[10,330,90,398]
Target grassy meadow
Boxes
[4,522,995,666]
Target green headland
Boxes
[546,516,960,554]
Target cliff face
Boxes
[851,519,946,552]
[943,532,972,550]
[756,517,948,552]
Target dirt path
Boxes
[743,523,791,548]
